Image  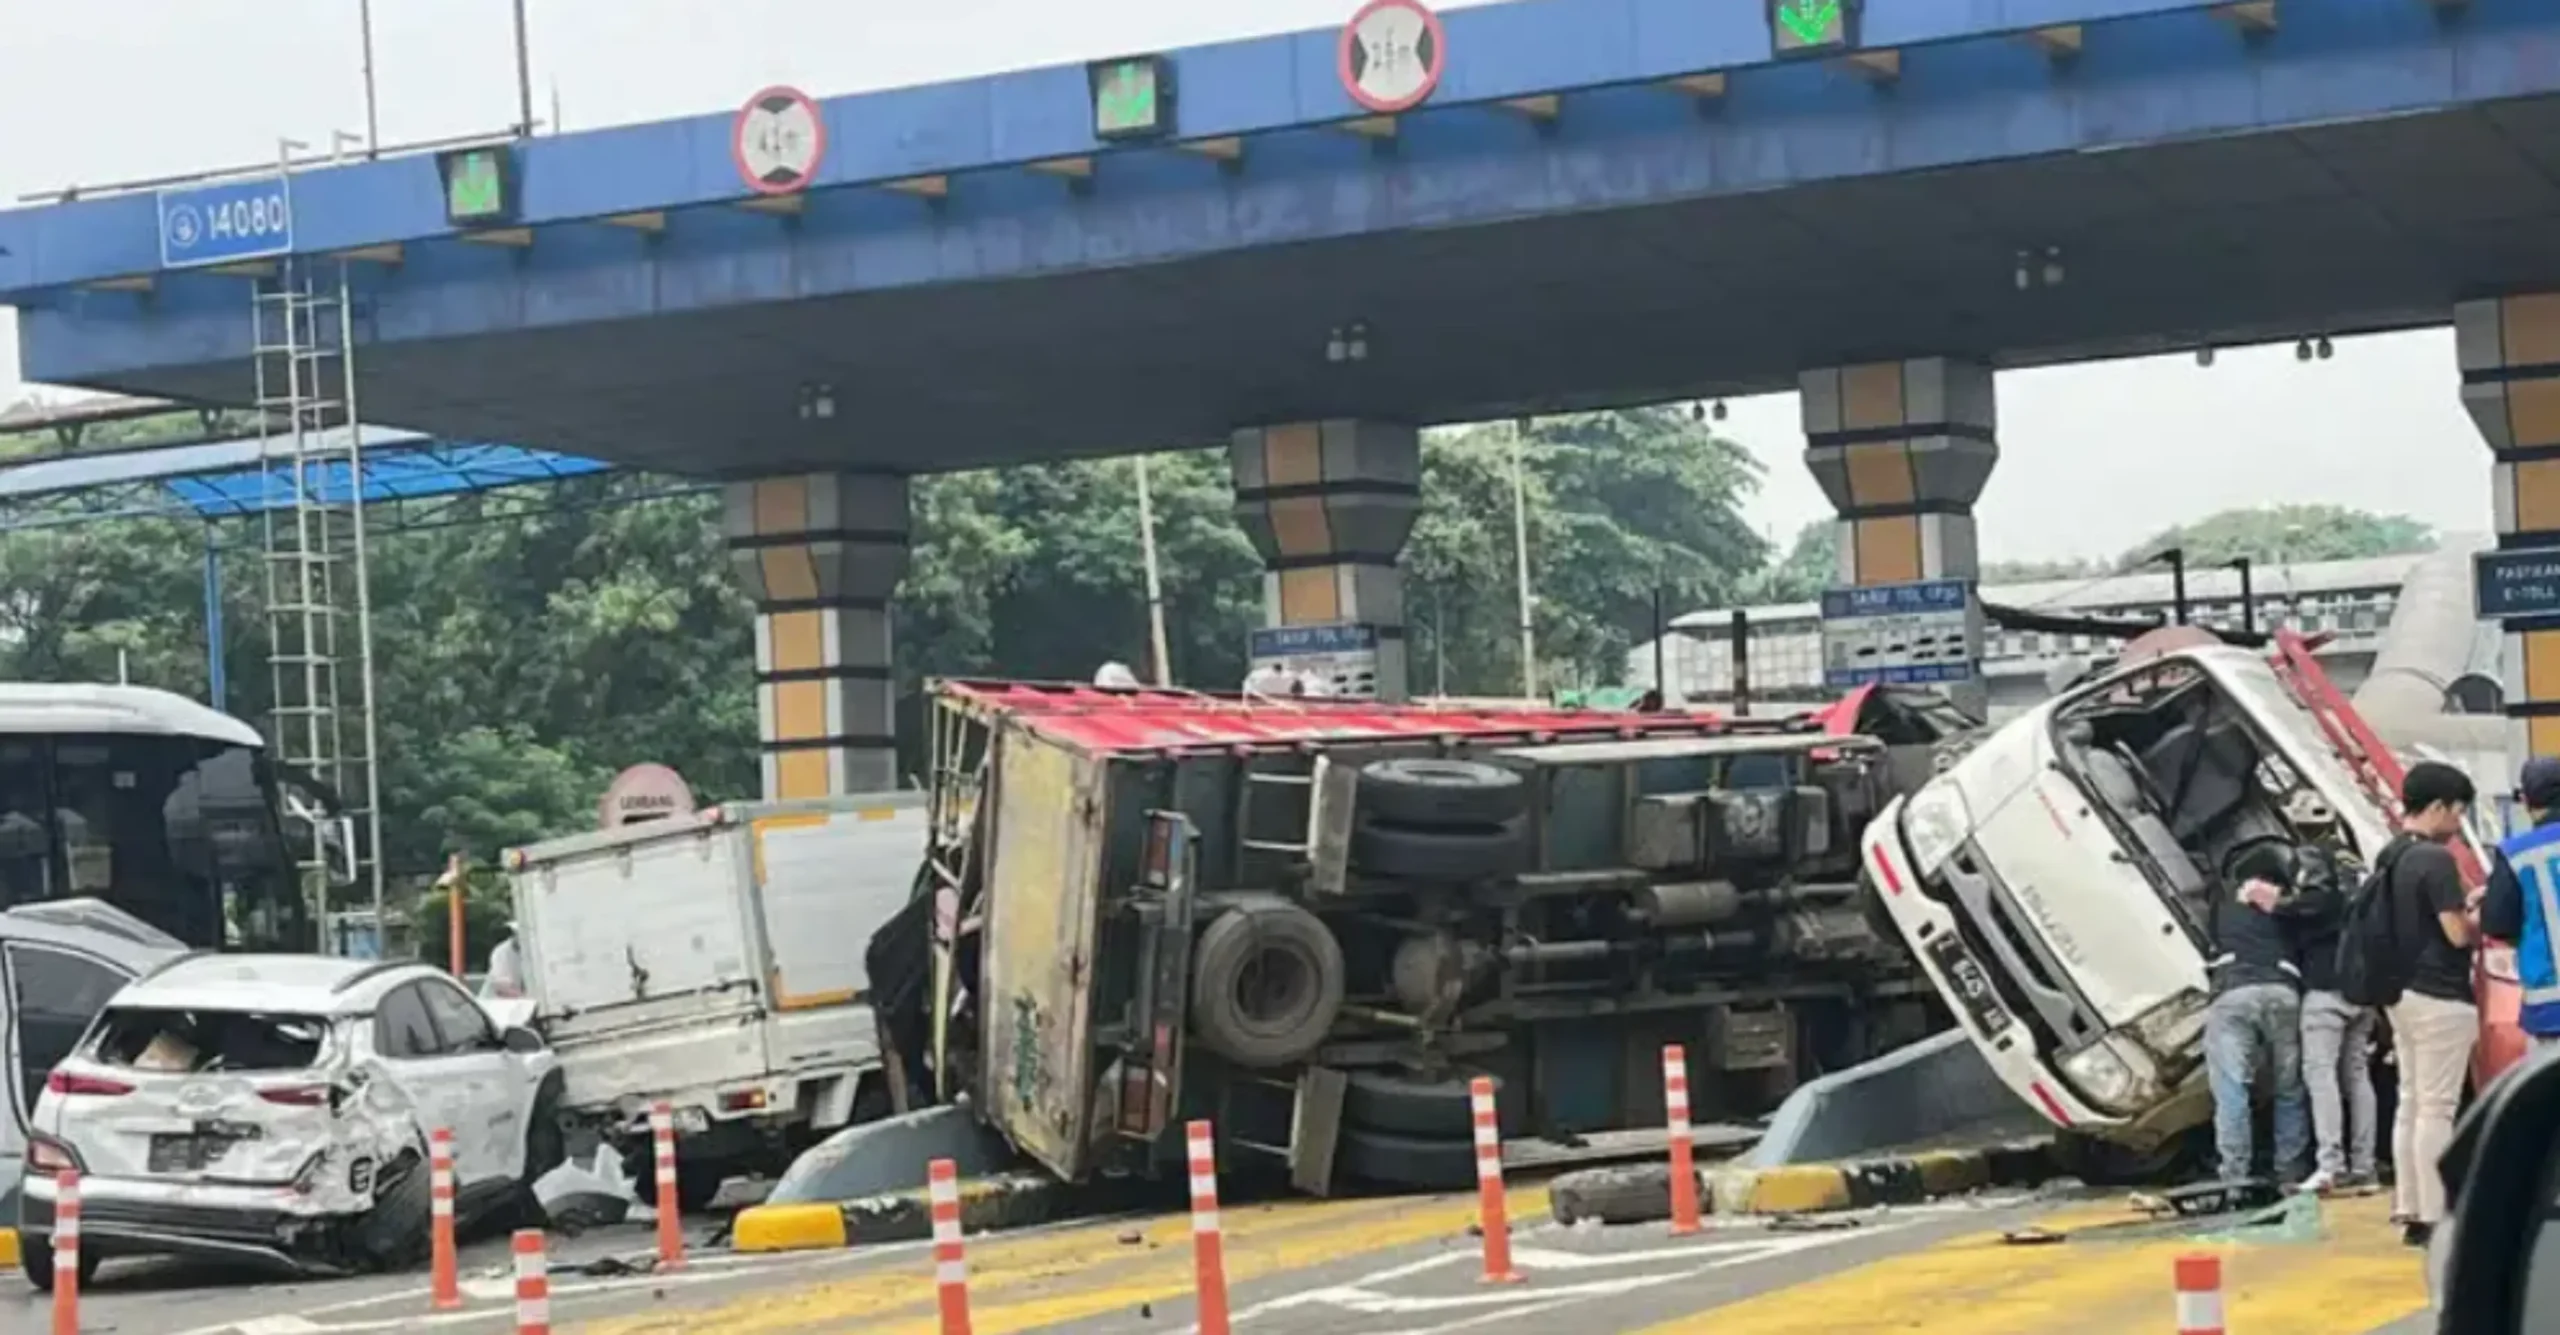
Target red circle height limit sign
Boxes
[1339,0,1446,114]
[733,85,826,196]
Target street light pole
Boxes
[1510,423,1538,697]
[512,0,536,136]
[357,0,381,156]
[1135,454,1172,686]
[2228,557,2255,637]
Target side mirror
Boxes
[328,815,358,887]
[501,1025,546,1056]
[2435,1048,2560,1331]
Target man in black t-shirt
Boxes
[2383,761,2480,1246]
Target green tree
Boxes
[1749,522,1838,604]
[2114,504,2434,571]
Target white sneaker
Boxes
[2294,1169,2337,1195]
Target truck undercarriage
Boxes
[870,681,1961,1192]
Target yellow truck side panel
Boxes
[978,728,1108,1180]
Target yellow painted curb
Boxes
[0,1226,18,1269]
[1744,1165,1853,1213]
[732,1203,850,1253]
[1907,1149,1989,1196]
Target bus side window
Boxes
[0,742,49,907]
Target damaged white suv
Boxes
[17,954,563,1285]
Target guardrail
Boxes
[14,123,537,206]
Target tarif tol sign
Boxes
[157,176,294,270]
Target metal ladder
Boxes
[250,235,386,950]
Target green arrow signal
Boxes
[1775,0,1843,45]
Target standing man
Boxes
[2478,757,2560,1055]
[2206,838,2312,1186]
[2381,761,2480,1246]
[2275,791,2377,1195]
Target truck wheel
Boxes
[1337,1127,1477,1191]
[1191,898,1346,1068]
[675,1159,731,1214]
[1343,1068,1525,1139]
[18,1232,100,1293]
[1351,817,1528,882]
[1359,759,1526,828]
[352,1147,433,1271]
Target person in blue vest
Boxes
[2479,756,2560,1054]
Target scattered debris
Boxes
[2001,1226,2066,1246]
[1139,1301,1155,1319]
[1766,1213,1866,1233]
[1118,1229,1145,1246]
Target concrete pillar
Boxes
[1228,420,1420,699]
[2459,293,2560,758]
[722,472,910,797]
[1799,358,1998,711]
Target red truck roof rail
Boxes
[2267,628,2486,887]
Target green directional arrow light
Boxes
[1090,55,1172,141]
[438,146,514,226]
[1771,0,1853,54]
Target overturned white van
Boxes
[1861,644,2396,1154]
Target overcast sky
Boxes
[0,0,2493,562]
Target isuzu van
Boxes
[1862,644,2396,1153]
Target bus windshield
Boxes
[0,733,308,951]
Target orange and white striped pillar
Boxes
[928,1158,974,1335]
[512,1228,551,1335]
[1799,358,1997,717]
[1662,1044,1702,1235]
[2459,293,2560,758]
[51,1170,80,1335]
[650,1101,685,1269]
[429,1128,463,1310]
[1228,421,1421,700]
[1469,1076,1521,1284]
[2174,1254,2224,1335]
[1187,1120,1232,1335]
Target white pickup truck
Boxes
[503,794,923,1206]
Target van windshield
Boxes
[0,734,307,952]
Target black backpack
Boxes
[2335,835,2414,1008]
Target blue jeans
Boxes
[2205,983,2310,1184]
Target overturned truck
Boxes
[866,681,1956,1191]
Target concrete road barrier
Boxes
[1550,1137,2061,1226]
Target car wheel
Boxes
[1336,1127,1478,1192]
[352,1146,433,1270]
[18,1232,100,1293]
[1358,758,1527,828]
[1350,817,1529,882]
[1189,897,1347,1068]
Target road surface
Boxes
[3,1188,2437,1334]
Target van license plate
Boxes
[1926,934,2010,1035]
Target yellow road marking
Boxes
[1628,1194,2429,1335]
[577,1186,1541,1335]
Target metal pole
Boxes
[1730,611,1752,716]
[203,532,227,709]
[1652,586,1668,700]
[2168,547,2189,625]
[512,0,536,136]
[336,266,389,934]
[1135,453,1172,687]
[2232,558,2256,638]
[1510,424,1538,698]
[1433,583,1447,698]
[358,0,381,156]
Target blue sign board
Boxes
[157,176,294,270]
[1248,622,1378,659]
[2476,548,2560,621]
[1819,577,1977,690]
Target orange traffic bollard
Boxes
[1662,1044,1702,1235]
[429,1128,463,1309]
[650,1102,685,1270]
[51,1170,80,1335]
[2174,1254,2224,1335]
[1187,1120,1232,1335]
[929,1158,974,1335]
[1469,1076,1521,1284]
[512,1229,551,1335]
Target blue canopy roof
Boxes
[0,427,614,530]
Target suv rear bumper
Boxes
[18,1172,343,1270]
